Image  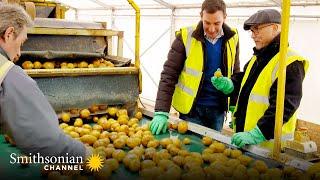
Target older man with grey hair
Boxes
[228,9,309,148]
[0,3,89,158]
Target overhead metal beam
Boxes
[88,0,114,9]
[77,1,320,11]
[270,0,281,6]
[153,0,175,9]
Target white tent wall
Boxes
[65,6,320,124]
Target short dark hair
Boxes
[201,0,226,15]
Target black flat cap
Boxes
[244,9,281,30]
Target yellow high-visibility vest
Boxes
[0,53,14,84]
[172,25,238,114]
[233,48,309,148]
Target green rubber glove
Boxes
[211,76,234,94]
[229,106,236,113]
[150,111,169,135]
[231,126,266,148]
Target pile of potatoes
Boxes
[42,106,307,180]
[21,58,115,70]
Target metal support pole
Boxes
[273,0,291,160]
[170,8,176,45]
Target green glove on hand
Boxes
[211,76,234,94]
[150,111,169,135]
[231,126,266,148]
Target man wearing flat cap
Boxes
[212,9,309,148]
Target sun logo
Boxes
[86,154,104,172]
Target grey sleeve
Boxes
[0,66,86,158]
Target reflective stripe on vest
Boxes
[0,54,14,84]
[172,25,238,114]
[233,48,309,148]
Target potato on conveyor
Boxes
[60,112,71,123]
[33,61,42,69]
[107,107,118,117]
[141,160,156,170]
[22,61,34,69]
[116,109,128,117]
[177,121,188,134]
[112,149,126,162]
[182,137,191,145]
[134,111,143,120]
[74,118,83,127]
[78,61,88,68]
[105,158,119,172]
[43,62,55,69]
[253,160,268,173]
[230,149,242,159]
[202,136,212,146]
[80,109,90,119]
[80,135,97,145]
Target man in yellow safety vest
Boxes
[150,0,240,135]
[213,9,309,148]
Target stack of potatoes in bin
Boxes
[22,58,114,70]
[46,104,308,180]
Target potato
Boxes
[107,107,118,116]
[209,142,225,153]
[33,61,42,69]
[253,160,268,173]
[99,131,109,139]
[135,111,143,120]
[128,118,139,127]
[93,139,110,148]
[22,61,34,69]
[80,109,90,119]
[230,149,242,159]
[89,130,101,138]
[214,68,223,77]
[113,138,126,149]
[160,138,173,148]
[88,104,99,113]
[116,109,128,117]
[172,139,182,148]
[128,158,140,172]
[144,147,157,160]
[69,131,80,138]
[202,148,214,154]
[82,124,92,130]
[61,112,71,123]
[177,121,188,134]
[66,63,74,69]
[74,118,83,127]
[238,155,252,166]
[59,123,68,129]
[79,128,91,137]
[105,147,115,158]
[92,124,103,132]
[147,140,159,148]
[43,62,55,69]
[117,115,129,125]
[78,61,88,68]
[223,148,232,157]
[172,155,185,167]
[141,160,156,170]
[105,158,119,172]
[141,135,154,147]
[178,150,189,157]
[202,136,212,146]
[126,137,141,149]
[92,116,99,123]
[112,149,126,162]
[80,135,97,145]
[183,137,191,145]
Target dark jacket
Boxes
[232,34,305,140]
[155,21,240,113]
